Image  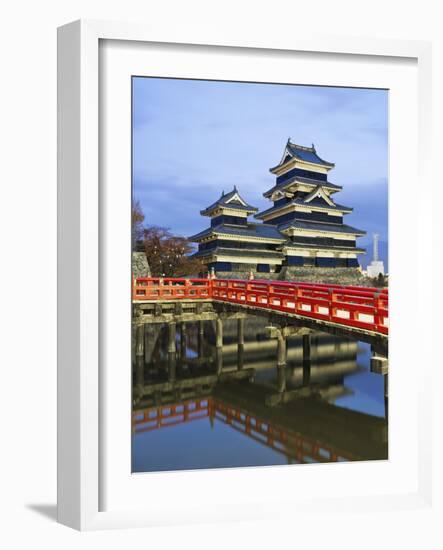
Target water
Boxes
[132,316,388,472]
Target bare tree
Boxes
[143,225,203,277]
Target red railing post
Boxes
[374,292,385,333]
[328,288,335,321]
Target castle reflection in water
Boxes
[132,315,388,472]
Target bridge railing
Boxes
[133,277,388,335]
[133,277,211,300]
[212,279,388,335]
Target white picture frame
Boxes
[57,19,435,531]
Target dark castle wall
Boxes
[276,167,327,185]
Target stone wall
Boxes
[277,266,373,286]
[132,252,151,278]
[214,267,374,286]
[215,271,280,281]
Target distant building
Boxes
[189,139,367,274]
[366,233,385,278]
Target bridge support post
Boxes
[168,355,176,382]
[168,321,177,354]
[302,334,311,386]
[144,324,161,365]
[198,320,204,358]
[277,330,287,369]
[302,333,311,361]
[135,324,145,363]
[215,318,223,374]
[179,322,187,360]
[215,347,223,375]
[276,329,287,393]
[237,344,245,370]
[168,322,177,382]
[370,348,389,418]
[237,318,244,345]
[216,318,223,349]
[237,318,245,370]
[277,365,286,393]
[135,324,145,399]
[370,354,389,375]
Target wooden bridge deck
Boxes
[132,277,388,347]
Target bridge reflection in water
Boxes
[132,315,388,472]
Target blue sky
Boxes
[132,77,388,267]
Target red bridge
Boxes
[133,277,388,337]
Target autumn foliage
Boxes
[132,200,204,277]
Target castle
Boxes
[189,139,366,278]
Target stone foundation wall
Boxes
[214,267,374,286]
[215,271,280,281]
[277,267,373,286]
[132,252,151,278]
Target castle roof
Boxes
[193,247,285,259]
[278,219,366,236]
[255,197,353,220]
[270,140,335,173]
[263,175,342,198]
[200,186,258,216]
[189,222,286,243]
[280,241,366,253]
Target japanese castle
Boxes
[189,139,366,274]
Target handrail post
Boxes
[374,291,383,332]
[328,288,336,321]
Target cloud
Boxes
[133,77,388,251]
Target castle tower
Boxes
[189,186,285,274]
[255,139,366,268]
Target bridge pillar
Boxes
[265,325,287,370]
[168,322,177,381]
[277,330,287,368]
[135,324,145,362]
[198,320,204,358]
[168,354,176,382]
[302,334,311,386]
[144,324,161,365]
[370,347,389,418]
[179,323,187,360]
[277,365,286,393]
[237,318,245,370]
[216,318,223,349]
[370,354,389,375]
[135,324,145,400]
[215,347,223,375]
[168,321,177,354]
[302,333,311,361]
[237,318,245,345]
[237,344,245,370]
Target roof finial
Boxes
[233,184,237,192]
[221,190,225,196]
[311,142,316,150]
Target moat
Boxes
[132,314,388,472]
